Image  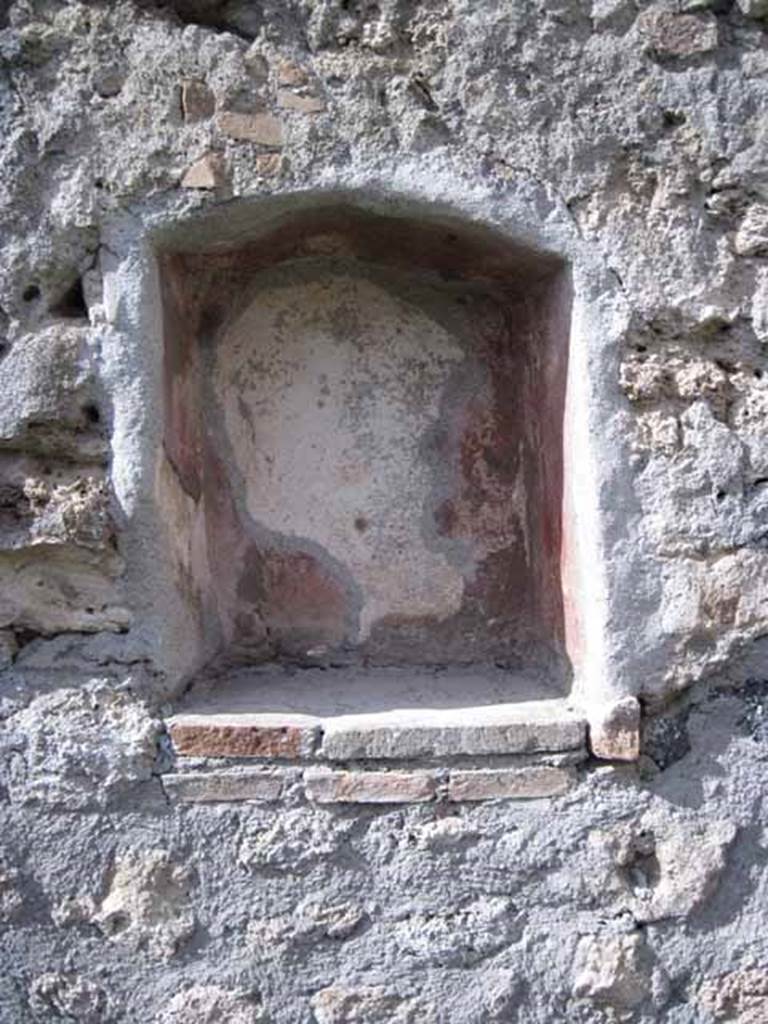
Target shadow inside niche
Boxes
[50,277,88,320]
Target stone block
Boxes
[181,79,215,123]
[93,849,194,960]
[168,715,317,759]
[637,10,718,57]
[276,59,310,87]
[304,768,437,804]
[162,769,284,803]
[243,46,269,81]
[590,697,641,761]
[181,153,225,190]
[321,704,586,760]
[217,111,284,146]
[448,766,574,802]
[255,153,281,177]
[573,933,656,1010]
[277,90,326,114]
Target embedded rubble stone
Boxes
[254,153,281,176]
[589,696,641,761]
[636,8,719,57]
[94,849,195,960]
[50,893,98,930]
[28,973,108,1024]
[217,110,284,145]
[0,475,114,551]
[632,409,680,456]
[238,809,355,873]
[181,152,226,190]
[697,968,768,1022]
[276,59,310,86]
[157,984,266,1024]
[277,90,326,113]
[734,205,768,257]
[0,863,23,920]
[0,468,126,636]
[411,816,479,851]
[1,682,158,808]
[599,812,737,923]
[0,628,17,668]
[619,350,730,411]
[390,896,519,967]
[310,986,432,1024]
[243,46,269,79]
[247,899,366,961]
[181,78,215,122]
[736,0,768,15]
[0,545,129,636]
[0,326,104,462]
[572,933,659,1010]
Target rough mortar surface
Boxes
[1,1,768,1022]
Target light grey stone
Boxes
[321,704,587,760]
[448,766,575,801]
[28,973,108,1024]
[157,985,266,1024]
[304,767,438,804]
[162,769,284,803]
[734,204,768,257]
[93,849,195,961]
[572,933,663,1010]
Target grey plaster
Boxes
[1,1,768,1021]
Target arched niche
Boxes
[156,200,573,705]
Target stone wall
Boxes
[2,1,768,1021]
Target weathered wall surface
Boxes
[2,0,768,1021]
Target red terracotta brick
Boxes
[168,717,316,759]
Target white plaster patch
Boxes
[216,270,466,641]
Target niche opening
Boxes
[158,202,575,724]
